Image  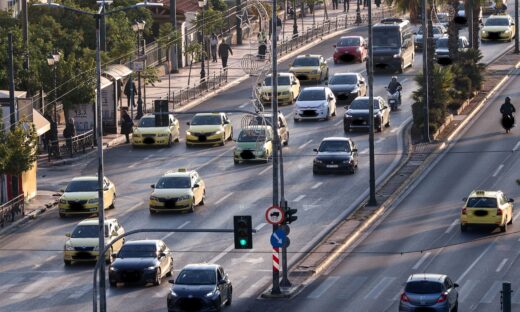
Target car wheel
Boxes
[233,159,239,165]
[332,106,336,117]
[166,264,173,277]
[398,61,404,74]
[189,200,195,213]
[226,287,233,306]
[200,190,206,206]
[313,167,319,175]
[344,124,351,133]
[509,213,513,225]
[452,301,458,312]
[109,196,116,209]
[500,222,507,232]
[59,212,66,218]
[167,135,172,147]
[64,260,72,266]
[174,135,180,143]
[460,224,467,232]
[349,166,356,174]
[228,128,233,141]
[325,109,331,121]
[150,209,157,215]
[154,268,162,286]
[283,133,289,146]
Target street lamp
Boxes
[46,50,61,122]
[132,20,146,119]
[356,0,362,24]
[292,0,298,38]
[198,0,207,83]
[33,2,162,312]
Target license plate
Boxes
[326,164,339,168]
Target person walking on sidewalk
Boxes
[120,108,133,143]
[343,0,350,12]
[210,33,218,62]
[49,117,59,157]
[63,118,76,155]
[218,39,233,70]
[332,0,339,10]
[124,79,137,108]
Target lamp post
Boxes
[198,0,207,83]
[292,0,298,38]
[356,0,362,24]
[33,2,162,312]
[46,51,61,122]
[132,20,146,119]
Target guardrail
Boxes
[43,130,95,162]
[0,194,24,228]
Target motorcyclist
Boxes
[387,76,403,103]
[500,96,515,133]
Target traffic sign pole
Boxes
[272,247,280,273]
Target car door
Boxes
[444,278,458,308]
[216,267,228,302]
[291,75,300,98]
[102,178,112,209]
[190,174,200,204]
[320,57,328,77]
[222,114,232,139]
[350,141,358,166]
[358,75,367,96]
[112,221,124,251]
[328,90,336,113]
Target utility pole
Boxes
[22,0,29,72]
[170,0,179,73]
[422,0,430,142]
[292,0,298,38]
[236,0,243,45]
[367,0,377,206]
[8,33,16,131]
[515,0,519,54]
[271,0,281,295]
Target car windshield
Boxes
[298,89,325,101]
[237,129,267,142]
[191,115,222,125]
[457,3,464,10]
[292,57,319,66]
[436,38,448,48]
[405,281,443,294]
[138,117,156,127]
[485,18,509,26]
[373,28,401,48]
[155,177,191,189]
[350,99,380,109]
[329,75,358,85]
[466,197,498,208]
[319,141,351,152]
[71,225,109,238]
[264,76,291,86]
[337,37,360,46]
[176,269,216,285]
[65,180,97,192]
[118,244,157,258]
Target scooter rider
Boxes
[500,96,516,133]
[387,76,402,103]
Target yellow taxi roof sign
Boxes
[475,190,486,195]
[177,168,187,172]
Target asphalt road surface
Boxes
[0,21,514,312]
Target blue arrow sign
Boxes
[270,229,287,248]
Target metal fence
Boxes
[42,130,95,162]
[0,194,24,228]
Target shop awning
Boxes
[101,76,112,89]
[32,109,50,136]
[103,64,132,81]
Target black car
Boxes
[313,137,358,174]
[167,263,232,312]
[109,240,173,287]
[327,73,366,106]
[344,96,390,133]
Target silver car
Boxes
[294,87,337,121]
[399,274,459,312]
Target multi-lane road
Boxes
[0,21,515,312]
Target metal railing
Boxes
[43,130,95,161]
[0,194,24,228]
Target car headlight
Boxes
[356,47,362,52]
[281,91,290,95]
[214,130,223,135]
[178,195,191,201]
[322,102,329,109]
[109,266,118,271]
[170,289,178,297]
[87,198,98,204]
[133,133,141,138]
[205,290,219,297]
[59,198,67,204]
[393,54,401,58]
[157,133,169,137]
[64,244,74,251]
[314,159,323,164]
[146,266,157,271]
[311,70,319,74]
[234,147,242,153]
[481,30,487,35]
[375,112,382,117]
[334,48,339,53]
[345,112,353,118]
[186,130,192,136]
[504,29,511,34]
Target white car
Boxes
[294,87,337,121]
[414,24,446,50]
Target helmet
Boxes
[505,96,511,103]
[391,76,398,81]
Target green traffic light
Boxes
[240,239,247,246]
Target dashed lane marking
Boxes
[215,192,234,205]
[259,165,273,175]
[293,195,306,202]
[445,218,459,234]
[307,276,340,299]
[161,221,191,241]
[239,276,270,299]
[459,279,478,302]
[492,164,504,177]
[513,141,520,152]
[364,277,396,300]
[480,280,502,303]
[298,139,313,150]
[311,182,323,189]
[496,258,508,272]
[68,284,91,299]
[412,252,431,270]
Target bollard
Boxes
[501,282,512,312]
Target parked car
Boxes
[167,264,232,312]
[58,176,116,218]
[399,274,459,312]
[257,73,301,105]
[109,240,173,287]
[185,113,233,147]
[233,126,274,164]
[132,113,180,147]
[294,87,337,121]
[250,111,290,146]
[481,14,516,42]
[332,36,367,64]
[327,73,366,106]
[343,96,390,132]
[313,137,358,175]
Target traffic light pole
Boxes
[367,0,377,206]
[515,0,519,54]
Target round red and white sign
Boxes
[265,205,285,225]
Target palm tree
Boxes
[447,0,460,61]
[385,0,420,23]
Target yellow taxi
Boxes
[460,190,514,232]
[186,113,233,146]
[149,168,206,213]
[257,73,301,106]
[63,218,125,266]
[289,54,329,82]
[58,176,116,218]
[132,113,180,147]
[481,14,516,42]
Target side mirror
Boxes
[359,80,365,84]
[150,184,155,189]
[257,83,262,87]
[193,183,200,188]
[383,105,388,110]
[352,148,358,152]
[159,252,166,258]
[218,279,227,285]
[224,120,230,124]
[186,122,190,126]
[111,252,117,258]
[65,233,71,237]
[168,279,175,284]
[454,283,459,288]
[292,81,297,85]
[509,198,515,203]
[313,148,318,152]
[59,189,65,193]
[333,44,337,48]
[53,193,62,197]
[344,105,348,109]
[462,197,467,202]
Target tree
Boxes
[184,42,204,87]
[447,0,461,61]
[385,0,420,23]
[196,7,225,35]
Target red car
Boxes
[333,36,367,64]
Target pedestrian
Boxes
[343,0,349,12]
[124,79,137,108]
[210,33,218,63]
[120,108,133,143]
[48,116,59,157]
[332,0,338,10]
[218,38,233,70]
[258,40,267,60]
[63,117,76,155]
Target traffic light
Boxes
[285,207,298,224]
[233,216,252,249]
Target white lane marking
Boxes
[40,280,74,299]
[215,192,234,205]
[144,155,153,161]
[311,182,323,189]
[0,276,23,292]
[68,284,91,299]
[412,252,431,270]
[127,201,144,213]
[239,102,249,108]
[361,148,369,154]
[208,244,234,264]
[459,279,478,302]
[512,285,520,304]
[293,195,306,202]
[239,276,270,298]
[480,280,502,303]
[161,221,191,241]
[375,137,385,144]
[496,258,508,272]
[513,141,520,152]
[364,277,396,299]
[259,165,273,175]
[129,162,138,168]
[401,78,409,83]
[153,289,167,298]
[11,278,47,300]
[298,139,313,150]
[390,128,398,133]
[255,222,268,231]
[334,120,342,127]
[458,242,495,282]
[492,164,504,177]
[445,218,459,234]
[307,276,340,299]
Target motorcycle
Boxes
[385,86,402,111]
[501,113,515,133]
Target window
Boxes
[298,89,326,101]
[466,197,498,208]
[217,268,223,281]
[293,57,320,66]
[337,37,361,47]
[405,281,443,294]
[191,115,222,125]
[65,180,98,192]
[155,177,191,189]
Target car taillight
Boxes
[461,208,466,215]
[497,208,503,216]
[400,292,410,302]
[437,292,448,303]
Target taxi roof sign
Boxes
[177,168,187,172]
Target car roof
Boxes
[124,240,161,246]
[162,168,195,178]
[142,113,173,119]
[241,125,272,131]
[71,176,99,181]
[182,263,219,271]
[469,190,501,198]
[407,274,446,283]
[265,72,293,77]
[193,112,225,117]
[301,86,327,91]
[295,54,321,58]
[322,137,351,142]
[353,96,383,101]
[77,218,118,226]
[339,35,362,39]
[332,72,358,77]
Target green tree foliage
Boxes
[385,0,419,23]
[412,65,454,133]
[196,8,225,35]
[158,23,181,50]
[0,121,38,176]
[210,0,228,11]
